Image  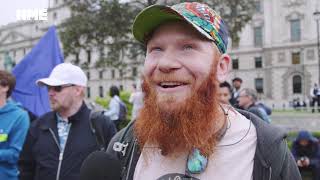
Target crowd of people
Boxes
[2,2,320,180]
[218,78,272,123]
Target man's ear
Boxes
[74,86,84,96]
[216,54,231,82]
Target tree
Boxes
[60,0,255,74]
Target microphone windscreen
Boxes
[80,151,121,180]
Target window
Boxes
[119,69,123,78]
[254,26,263,47]
[232,58,239,70]
[255,1,262,13]
[99,86,104,97]
[292,52,300,64]
[11,34,17,40]
[132,67,137,77]
[87,87,91,98]
[53,12,57,20]
[278,52,285,62]
[255,78,264,93]
[87,50,91,63]
[111,69,115,79]
[255,57,262,68]
[99,70,103,79]
[292,75,302,93]
[75,53,80,63]
[306,49,315,60]
[87,72,90,80]
[290,19,301,42]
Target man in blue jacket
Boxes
[18,63,117,180]
[0,70,29,180]
[292,130,320,180]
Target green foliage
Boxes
[94,90,133,130]
[287,140,293,150]
[312,131,320,138]
[60,0,256,70]
[95,96,110,108]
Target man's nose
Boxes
[48,88,56,96]
[157,51,182,73]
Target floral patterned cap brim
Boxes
[132,2,229,54]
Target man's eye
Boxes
[150,47,162,52]
[183,45,193,50]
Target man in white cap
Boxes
[19,63,116,180]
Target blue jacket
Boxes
[18,102,116,180]
[247,104,271,123]
[0,100,29,180]
[291,130,320,168]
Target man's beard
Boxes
[134,64,225,157]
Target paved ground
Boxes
[271,111,320,132]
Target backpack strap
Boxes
[111,120,139,179]
[89,110,106,151]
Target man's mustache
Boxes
[150,73,192,83]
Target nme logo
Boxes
[16,9,48,21]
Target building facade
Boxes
[228,0,320,108]
[0,0,319,108]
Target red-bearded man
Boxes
[84,2,301,180]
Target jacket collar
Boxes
[68,102,88,122]
[237,109,286,165]
[39,102,89,130]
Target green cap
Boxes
[132,2,229,53]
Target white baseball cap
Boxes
[36,63,87,87]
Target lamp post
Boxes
[314,10,320,84]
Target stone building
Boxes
[0,0,319,108]
[228,0,320,108]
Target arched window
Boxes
[292,75,302,93]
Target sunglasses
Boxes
[47,84,74,92]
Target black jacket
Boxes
[19,103,116,180]
[106,109,301,180]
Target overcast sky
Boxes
[0,0,48,26]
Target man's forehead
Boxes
[147,21,210,44]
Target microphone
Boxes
[80,151,121,180]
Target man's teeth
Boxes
[160,82,182,86]
[160,82,184,88]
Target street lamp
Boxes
[314,10,320,85]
